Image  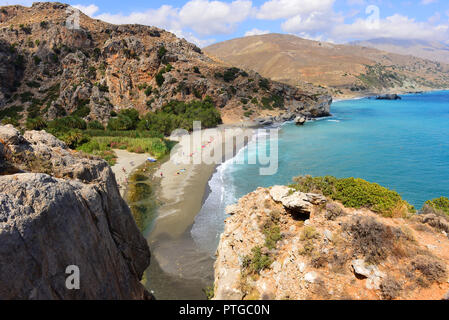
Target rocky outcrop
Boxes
[375,94,402,100]
[295,116,306,126]
[0,2,331,125]
[0,124,151,299]
[214,186,449,300]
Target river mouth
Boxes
[140,161,218,300]
[145,223,215,300]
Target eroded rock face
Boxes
[214,186,449,300]
[0,125,151,299]
[0,3,331,124]
[269,185,326,214]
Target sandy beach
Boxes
[145,125,255,299]
[111,149,151,196]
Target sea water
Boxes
[191,91,449,255]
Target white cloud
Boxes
[331,14,449,42]
[282,11,343,35]
[72,4,99,17]
[0,0,33,6]
[421,0,437,5]
[179,0,252,35]
[95,5,181,31]
[171,29,216,47]
[59,1,449,48]
[256,0,335,20]
[91,0,252,38]
[244,28,270,36]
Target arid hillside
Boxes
[0,3,330,126]
[351,38,449,65]
[205,34,449,98]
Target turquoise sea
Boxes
[191,90,449,255]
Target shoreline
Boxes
[333,87,449,103]
[144,125,255,299]
[110,149,151,197]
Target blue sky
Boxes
[2,0,449,46]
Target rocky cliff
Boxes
[0,124,151,299]
[0,2,331,125]
[214,184,449,300]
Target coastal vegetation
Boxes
[291,175,414,217]
[127,170,157,231]
[424,197,449,216]
[138,97,222,135]
[0,97,221,165]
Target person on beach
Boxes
[160,172,163,178]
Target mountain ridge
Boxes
[0,2,331,126]
[205,33,449,99]
[350,38,449,65]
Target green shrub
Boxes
[26,80,40,88]
[20,92,34,103]
[26,117,47,130]
[33,55,41,65]
[87,120,104,130]
[300,226,319,241]
[78,136,169,159]
[107,114,134,131]
[291,175,413,217]
[203,286,214,300]
[48,116,87,130]
[144,86,152,96]
[57,130,90,149]
[243,246,272,274]
[155,70,165,87]
[157,46,167,59]
[263,219,281,250]
[1,117,19,126]
[71,99,90,118]
[119,108,140,129]
[140,98,222,135]
[259,78,270,90]
[0,105,23,121]
[424,197,449,216]
[223,67,240,82]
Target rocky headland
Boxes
[0,124,151,299]
[214,178,449,300]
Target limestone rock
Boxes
[269,185,292,202]
[0,126,151,299]
[304,272,318,283]
[295,116,306,126]
[352,259,385,290]
[269,185,327,214]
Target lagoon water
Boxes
[191,91,449,255]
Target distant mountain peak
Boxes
[350,38,449,64]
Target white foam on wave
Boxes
[190,128,273,255]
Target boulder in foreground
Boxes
[0,125,151,299]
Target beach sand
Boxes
[145,126,254,299]
[111,149,151,196]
